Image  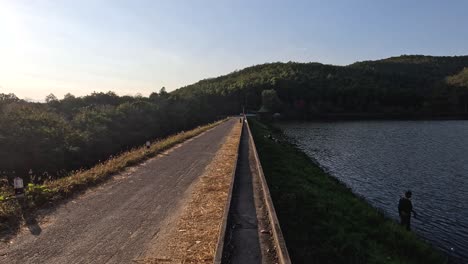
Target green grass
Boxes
[0,118,226,234]
[249,119,446,264]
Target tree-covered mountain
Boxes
[351,55,468,80]
[173,55,468,117]
[1,55,468,182]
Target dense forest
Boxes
[0,89,224,182]
[1,55,468,181]
[173,55,468,118]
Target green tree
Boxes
[45,93,58,103]
[261,89,282,112]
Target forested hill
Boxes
[173,55,468,117]
[350,55,468,80]
[1,54,468,181]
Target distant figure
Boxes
[398,190,417,230]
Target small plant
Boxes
[25,183,52,206]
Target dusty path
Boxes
[0,119,236,264]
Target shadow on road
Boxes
[23,215,41,236]
[19,200,42,236]
[0,199,42,241]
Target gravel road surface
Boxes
[0,119,236,264]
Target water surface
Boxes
[280,120,468,262]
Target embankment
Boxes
[0,119,226,236]
[249,119,446,264]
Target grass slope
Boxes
[249,119,445,264]
[0,119,226,235]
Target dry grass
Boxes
[46,119,225,197]
[0,119,227,233]
[139,120,242,264]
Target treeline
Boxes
[173,55,468,118]
[2,54,468,182]
[0,90,227,181]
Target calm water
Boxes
[280,120,468,262]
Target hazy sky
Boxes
[1,0,467,101]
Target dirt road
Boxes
[0,119,236,264]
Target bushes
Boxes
[0,92,226,183]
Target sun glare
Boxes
[0,2,28,52]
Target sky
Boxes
[1,0,467,101]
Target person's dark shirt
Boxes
[398,197,413,215]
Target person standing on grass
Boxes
[398,190,417,230]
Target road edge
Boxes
[245,118,292,264]
[213,119,243,264]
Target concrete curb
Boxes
[213,118,244,264]
[245,119,292,264]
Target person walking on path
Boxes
[398,190,417,230]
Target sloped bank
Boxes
[249,119,446,264]
[0,119,227,237]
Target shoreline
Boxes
[249,119,447,263]
[282,113,468,121]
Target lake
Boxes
[280,120,468,262]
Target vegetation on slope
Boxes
[249,119,445,264]
[0,119,225,234]
[172,55,468,118]
[0,90,224,182]
[351,55,468,80]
